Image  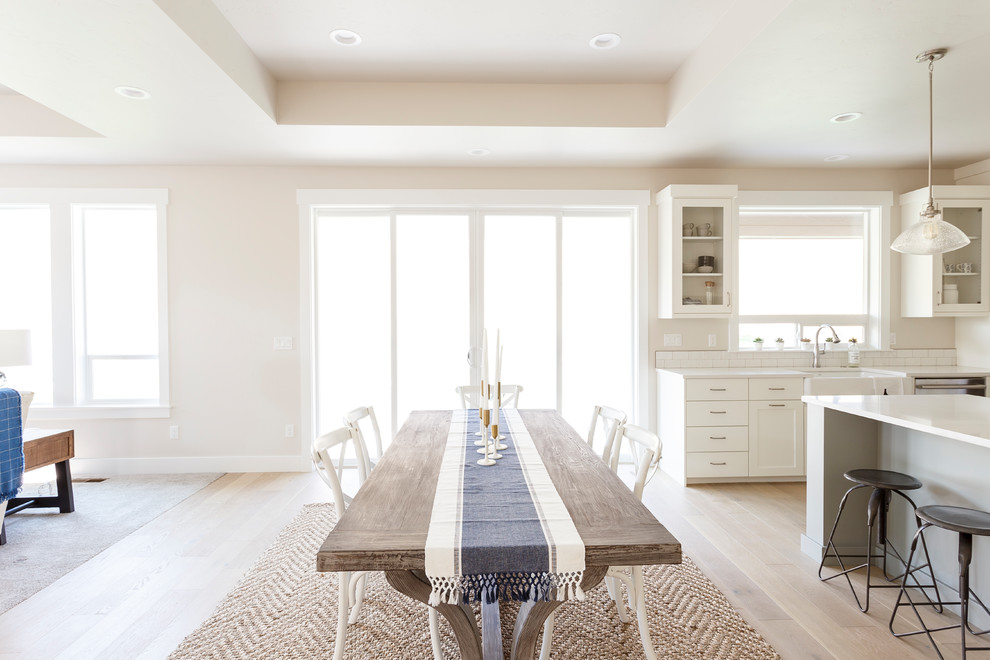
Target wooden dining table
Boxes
[316,409,681,660]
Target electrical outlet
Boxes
[663,333,682,347]
[708,334,717,347]
[285,424,294,438]
[169,425,179,440]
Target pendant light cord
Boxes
[926,55,934,209]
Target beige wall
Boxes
[0,163,968,473]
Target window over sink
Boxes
[733,191,891,350]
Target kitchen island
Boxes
[803,393,990,622]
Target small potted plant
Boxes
[825,336,839,351]
[753,337,764,351]
[774,337,785,350]
[800,337,812,350]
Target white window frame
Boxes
[0,188,170,419]
[297,189,650,457]
[732,191,892,350]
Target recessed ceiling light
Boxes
[468,148,491,157]
[330,29,362,47]
[824,154,849,162]
[114,85,150,100]
[829,112,862,123]
[589,33,621,50]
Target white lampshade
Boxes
[0,329,32,367]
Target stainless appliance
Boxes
[914,376,988,396]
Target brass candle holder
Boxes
[493,382,507,450]
[475,377,485,440]
[477,407,496,466]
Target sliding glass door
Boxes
[311,202,637,447]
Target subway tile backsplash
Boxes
[655,349,956,369]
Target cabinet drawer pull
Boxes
[709,436,727,440]
[709,461,727,466]
[768,387,785,391]
[769,403,786,407]
[708,388,726,392]
[709,410,727,414]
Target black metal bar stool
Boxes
[890,505,990,659]
[818,468,942,612]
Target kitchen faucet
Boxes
[812,324,840,368]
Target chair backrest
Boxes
[343,405,383,462]
[587,404,626,463]
[311,426,372,517]
[610,423,662,501]
[455,384,523,409]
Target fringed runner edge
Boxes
[428,570,586,606]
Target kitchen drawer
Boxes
[686,426,749,452]
[686,451,749,478]
[685,379,749,401]
[685,400,748,426]
[749,378,804,401]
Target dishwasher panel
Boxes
[914,376,988,396]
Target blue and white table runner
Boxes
[426,408,586,606]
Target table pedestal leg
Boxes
[510,565,608,660]
[385,570,483,660]
[481,597,502,659]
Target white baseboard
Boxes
[69,454,313,476]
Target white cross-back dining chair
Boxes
[312,426,442,660]
[587,404,627,464]
[539,422,663,660]
[455,384,523,409]
[343,405,384,465]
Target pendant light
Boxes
[891,48,970,255]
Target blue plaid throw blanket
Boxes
[426,408,585,606]
[0,388,24,503]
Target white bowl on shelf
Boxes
[697,266,714,273]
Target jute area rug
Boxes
[170,503,781,660]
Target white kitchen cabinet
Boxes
[900,185,990,317]
[657,184,738,318]
[657,372,806,485]
[749,401,805,477]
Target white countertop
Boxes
[802,394,990,450]
[658,365,990,379]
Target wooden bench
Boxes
[1,428,75,545]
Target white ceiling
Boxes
[0,0,988,169]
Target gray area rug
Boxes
[0,471,221,613]
[171,503,781,660]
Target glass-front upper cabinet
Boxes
[900,185,990,317]
[657,184,738,318]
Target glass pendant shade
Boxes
[891,204,971,255]
[890,48,966,255]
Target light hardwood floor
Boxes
[0,469,970,659]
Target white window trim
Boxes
[0,188,170,419]
[732,191,892,350]
[297,189,650,459]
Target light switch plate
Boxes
[708,334,717,347]
[274,336,293,350]
[663,333,682,347]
